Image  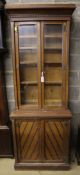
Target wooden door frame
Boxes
[41,21,69,109]
[14,22,41,110]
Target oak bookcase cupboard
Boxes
[5,3,75,170]
[0,0,13,157]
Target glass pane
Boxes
[19,25,36,36]
[21,85,38,105]
[44,24,63,107]
[44,85,62,106]
[45,66,62,83]
[18,24,38,106]
[19,50,37,64]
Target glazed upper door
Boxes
[14,22,41,109]
[14,21,68,109]
[41,22,67,109]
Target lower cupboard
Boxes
[12,118,71,170]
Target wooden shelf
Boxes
[45,61,62,65]
[20,61,37,65]
[19,35,37,39]
[19,47,37,50]
[45,45,62,50]
[21,81,62,85]
[45,49,62,54]
[45,33,62,38]
[45,81,62,85]
[21,81,37,85]
[21,99,38,104]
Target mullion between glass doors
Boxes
[37,22,42,108]
[41,22,45,108]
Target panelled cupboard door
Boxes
[15,120,41,162]
[44,120,70,162]
[15,119,70,163]
[14,21,68,110]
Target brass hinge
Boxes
[15,26,18,32]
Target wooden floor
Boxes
[0,159,80,175]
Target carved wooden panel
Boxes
[15,119,70,163]
[16,120,41,161]
[44,120,70,162]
